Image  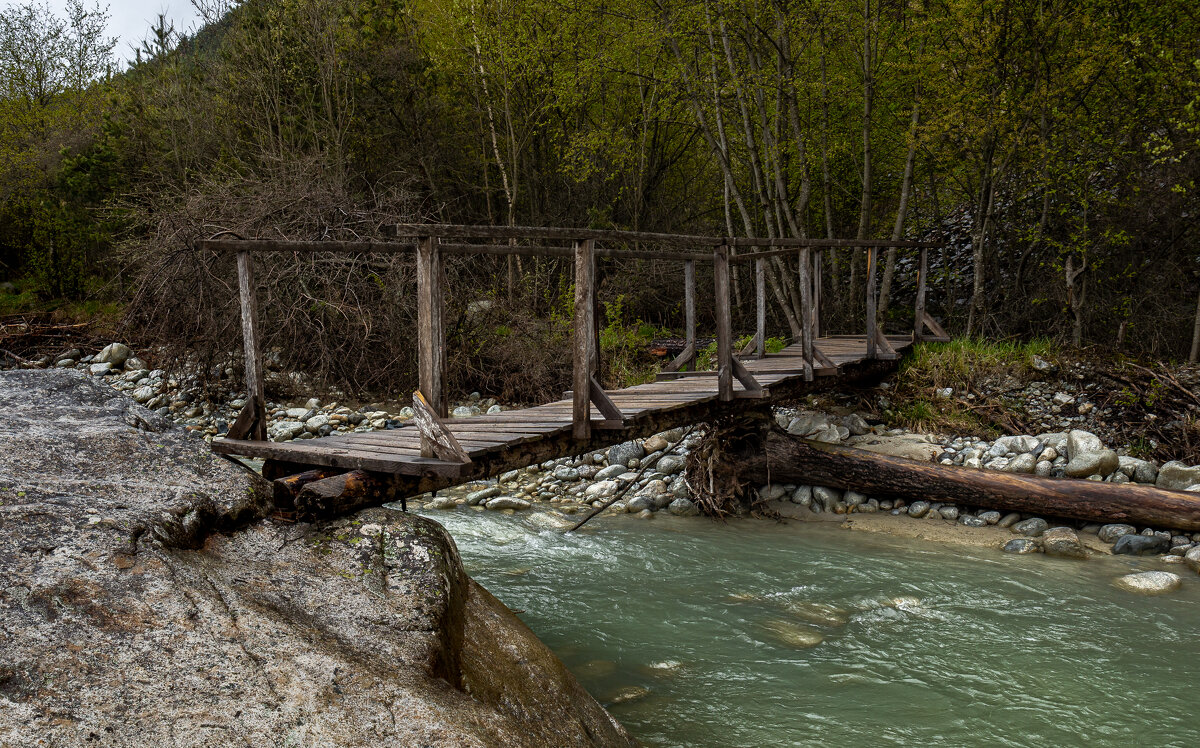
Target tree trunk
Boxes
[1191,283,1200,364]
[707,424,1200,532]
[878,101,919,320]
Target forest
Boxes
[1,0,1198,400]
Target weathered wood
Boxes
[663,341,697,373]
[440,243,710,262]
[203,239,415,254]
[294,470,410,521]
[874,326,899,358]
[272,468,343,508]
[684,259,696,372]
[212,437,464,477]
[714,244,734,401]
[734,426,1200,532]
[235,250,267,441]
[799,247,813,382]
[395,223,721,247]
[921,311,951,342]
[589,374,624,423]
[730,357,764,398]
[573,239,596,439]
[726,238,937,254]
[413,391,471,462]
[914,246,929,342]
[866,246,878,359]
[417,235,447,422]
[811,343,838,369]
[813,249,822,338]
[755,258,766,358]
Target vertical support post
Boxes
[715,244,734,401]
[417,235,446,457]
[914,246,928,342]
[799,246,813,381]
[236,250,267,441]
[755,256,766,358]
[866,246,878,359]
[813,249,822,339]
[684,259,696,372]
[573,239,596,440]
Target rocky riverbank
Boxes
[0,369,637,747]
[13,341,1200,595]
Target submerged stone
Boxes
[1003,538,1041,554]
[760,619,824,649]
[1112,534,1169,556]
[1114,571,1182,595]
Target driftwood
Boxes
[719,422,1200,532]
[272,468,342,508]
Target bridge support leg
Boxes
[417,235,447,457]
[684,259,696,372]
[866,246,878,359]
[714,243,734,401]
[573,239,597,439]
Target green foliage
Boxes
[898,337,1058,393]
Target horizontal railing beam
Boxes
[201,239,416,254]
[395,223,722,246]
[725,237,939,249]
[201,238,713,262]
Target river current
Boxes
[414,506,1200,747]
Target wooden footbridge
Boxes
[201,225,945,514]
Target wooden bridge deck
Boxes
[211,334,913,481]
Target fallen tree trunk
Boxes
[716,421,1200,532]
[295,469,414,521]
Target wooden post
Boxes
[715,244,734,401]
[799,247,813,381]
[684,259,696,372]
[754,256,766,358]
[866,246,878,359]
[573,239,596,439]
[914,246,928,342]
[417,235,446,457]
[235,250,267,441]
[813,249,822,339]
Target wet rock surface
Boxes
[0,370,635,747]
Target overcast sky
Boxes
[3,0,205,65]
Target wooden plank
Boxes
[438,243,710,262]
[684,259,696,372]
[210,438,462,477]
[726,237,939,249]
[234,250,267,441]
[714,244,734,402]
[413,391,471,462]
[811,343,838,369]
[202,239,415,254]
[573,239,596,439]
[663,341,696,373]
[730,357,764,398]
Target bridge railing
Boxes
[200,226,940,453]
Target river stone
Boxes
[269,420,305,441]
[759,484,788,501]
[1155,461,1200,491]
[1098,523,1137,543]
[584,480,619,499]
[907,500,930,518]
[626,495,656,513]
[1012,518,1049,537]
[88,361,113,375]
[553,465,581,482]
[1004,453,1037,474]
[1114,571,1183,595]
[95,341,132,368]
[997,512,1022,528]
[607,441,644,468]
[1185,546,1200,573]
[643,434,670,453]
[791,485,813,506]
[487,496,532,510]
[668,498,699,516]
[1003,538,1041,554]
[1065,448,1119,478]
[760,619,824,649]
[938,505,959,521]
[466,486,501,505]
[979,511,1001,525]
[430,496,458,510]
[1040,527,1088,559]
[813,486,842,512]
[594,464,628,481]
[1112,533,1170,555]
[842,414,870,436]
[130,385,157,404]
[843,490,867,507]
[959,515,988,528]
[655,455,684,476]
[305,414,330,433]
[1034,460,1054,477]
[0,370,637,746]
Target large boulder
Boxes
[1040,527,1088,559]
[1064,430,1118,477]
[0,371,636,748]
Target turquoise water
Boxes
[416,506,1200,747]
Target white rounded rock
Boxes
[1113,571,1182,595]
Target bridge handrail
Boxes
[205,227,943,449]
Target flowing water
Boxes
[414,506,1200,747]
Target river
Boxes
[414,505,1200,747]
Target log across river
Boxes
[722,423,1200,532]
